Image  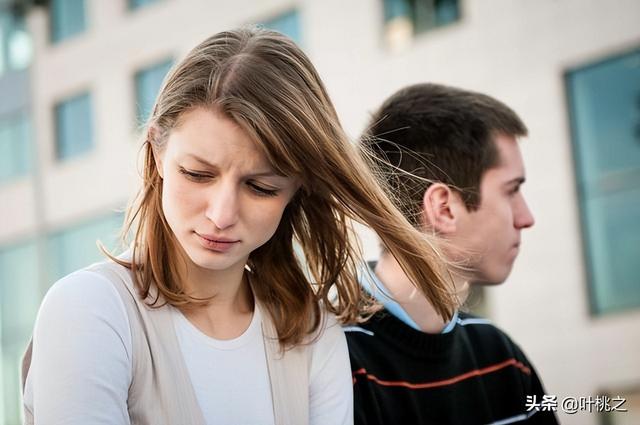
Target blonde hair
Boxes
[110,27,457,347]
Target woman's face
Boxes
[155,107,299,277]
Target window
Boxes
[129,0,161,10]
[383,0,460,48]
[0,10,33,75]
[50,0,86,43]
[0,213,121,423]
[55,92,93,160]
[134,59,172,126]
[565,47,640,315]
[46,213,123,282]
[0,112,30,183]
[0,241,40,425]
[261,9,301,44]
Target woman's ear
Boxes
[148,126,164,179]
[421,183,458,235]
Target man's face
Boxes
[449,134,535,285]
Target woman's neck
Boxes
[178,255,254,339]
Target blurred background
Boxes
[0,0,639,424]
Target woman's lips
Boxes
[196,233,240,252]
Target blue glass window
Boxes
[383,0,460,34]
[0,112,30,183]
[566,47,640,314]
[129,0,161,10]
[55,92,93,160]
[50,0,86,43]
[134,59,172,126]
[262,10,301,44]
[0,241,40,425]
[46,213,123,282]
[1,10,33,75]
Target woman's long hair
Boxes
[109,27,457,347]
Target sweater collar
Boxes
[367,308,459,358]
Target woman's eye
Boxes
[248,182,279,197]
[179,167,210,182]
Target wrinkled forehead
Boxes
[167,107,276,171]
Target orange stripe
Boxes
[352,358,531,390]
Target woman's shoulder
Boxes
[46,266,117,300]
[26,263,134,423]
[47,260,128,295]
[306,308,352,407]
[307,308,347,357]
[37,262,132,333]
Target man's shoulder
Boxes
[343,312,391,346]
[456,311,532,362]
[343,312,409,362]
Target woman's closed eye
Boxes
[178,167,280,196]
[247,181,279,197]
[179,167,212,182]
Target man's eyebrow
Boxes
[505,177,526,186]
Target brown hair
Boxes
[364,83,528,226]
[110,28,457,347]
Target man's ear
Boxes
[421,183,459,234]
[148,126,164,179]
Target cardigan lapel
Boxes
[101,262,208,425]
[260,303,310,425]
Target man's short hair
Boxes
[364,83,527,226]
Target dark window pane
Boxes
[55,93,93,160]
[51,0,86,43]
[0,113,31,182]
[566,47,640,315]
[383,0,460,34]
[134,59,173,126]
[129,0,161,11]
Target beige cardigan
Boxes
[22,261,310,425]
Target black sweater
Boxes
[346,310,559,425]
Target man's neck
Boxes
[374,252,469,334]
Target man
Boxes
[347,83,558,424]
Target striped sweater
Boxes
[346,310,559,425]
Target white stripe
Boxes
[457,317,493,326]
[343,326,375,336]
[486,409,537,425]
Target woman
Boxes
[22,27,456,424]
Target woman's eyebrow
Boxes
[247,171,283,178]
[184,153,216,169]
[184,153,286,178]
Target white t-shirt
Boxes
[24,269,353,425]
